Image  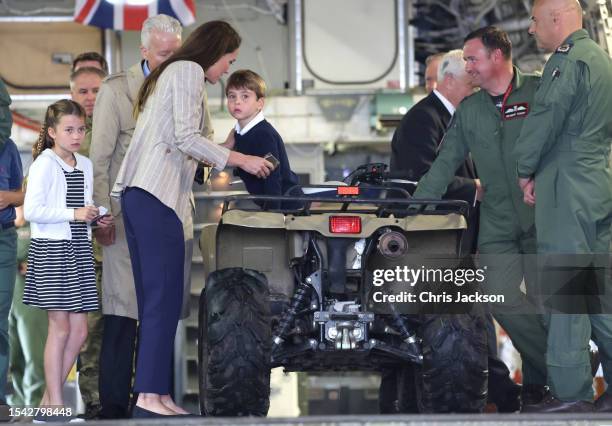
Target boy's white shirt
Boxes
[234,110,265,136]
[24,148,95,240]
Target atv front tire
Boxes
[198,267,272,416]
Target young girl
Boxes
[22,99,112,420]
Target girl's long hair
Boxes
[134,20,241,117]
[32,99,86,160]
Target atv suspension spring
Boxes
[389,304,421,359]
[389,304,415,341]
[273,281,313,346]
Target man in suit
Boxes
[391,49,481,252]
[387,49,524,412]
[89,14,187,419]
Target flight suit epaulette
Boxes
[555,43,573,54]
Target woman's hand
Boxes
[74,206,99,222]
[241,155,274,178]
[227,151,274,178]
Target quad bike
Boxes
[197,163,488,416]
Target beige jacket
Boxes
[90,63,144,216]
[111,60,228,232]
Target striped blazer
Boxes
[111,60,230,232]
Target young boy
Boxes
[224,69,299,209]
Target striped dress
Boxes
[23,168,99,312]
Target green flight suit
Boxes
[77,114,104,413]
[0,79,10,142]
[0,78,15,405]
[8,224,47,407]
[515,29,612,402]
[414,67,548,387]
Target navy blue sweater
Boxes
[234,120,299,209]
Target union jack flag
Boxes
[74,0,196,31]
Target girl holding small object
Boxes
[22,99,112,419]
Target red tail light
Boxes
[329,216,361,234]
[337,186,359,196]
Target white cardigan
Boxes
[24,149,95,240]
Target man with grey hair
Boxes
[390,49,480,208]
[89,13,197,418]
[139,13,182,74]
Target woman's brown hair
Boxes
[32,99,86,160]
[134,20,241,116]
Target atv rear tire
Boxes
[378,369,399,413]
[198,267,272,416]
[397,364,419,413]
[415,314,488,413]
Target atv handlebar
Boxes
[221,193,469,218]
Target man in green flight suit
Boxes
[412,26,549,406]
[515,0,612,413]
[0,78,25,422]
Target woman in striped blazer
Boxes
[112,20,273,418]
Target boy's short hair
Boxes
[226,69,266,99]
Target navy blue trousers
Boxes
[121,187,184,394]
